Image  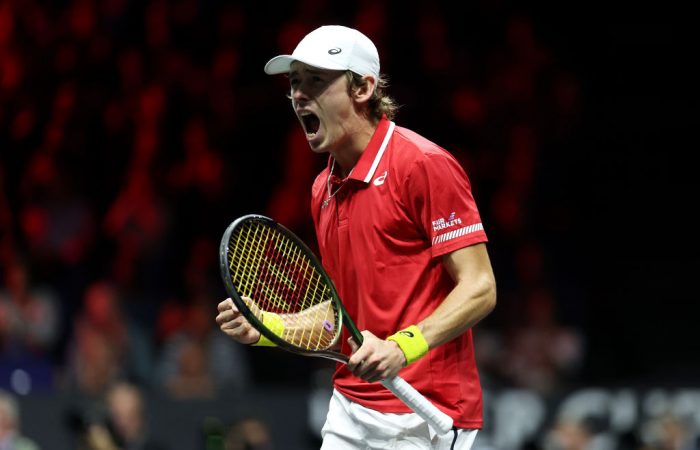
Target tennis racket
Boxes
[218,214,453,435]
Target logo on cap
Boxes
[328,48,342,55]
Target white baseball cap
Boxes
[264,25,380,80]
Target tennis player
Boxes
[217,25,496,449]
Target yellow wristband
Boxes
[387,325,429,365]
[252,312,285,347]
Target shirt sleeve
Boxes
[403,150,488,258]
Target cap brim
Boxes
[264,55,295,75]
[264,55,350,75]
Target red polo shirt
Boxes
[310,116,488,429]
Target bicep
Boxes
[442,243,495,286]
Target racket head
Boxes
[219,214,350,359]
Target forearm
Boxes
[372,274,495,377]
[416,243,496,349]
[417,272,496,349]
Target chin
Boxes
[307,138,328,154]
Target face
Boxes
[289,62,353,153]
[107,383,143,439]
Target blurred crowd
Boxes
[0,0,695,449]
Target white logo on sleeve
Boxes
[373,171,387,186]
[431,211,484,245]
[432,212,462,231]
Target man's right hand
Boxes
[216,297,261,345]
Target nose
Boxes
[291,84,310,103]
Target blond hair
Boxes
[346,71,398,122]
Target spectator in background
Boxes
[640,414,699,450]
[156,292,250,399]
[0,389,40,450]
[102,149,170,295]
[224,417,273,450]
[163,338,215,399]
[167,117,225,201]
[543,417,614,450]
[544,418,593,450]
[504,288,584,398]
[0,256,61,393]
[61,322,122,399]
[101,381,165,450]
[154,235,250,399]
[0,257,61,360]
[18,154,96,302]
[69,381,165,450]
[61,281,153,396]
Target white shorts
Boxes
[320,389,478,450]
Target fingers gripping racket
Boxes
[219,214,453,435]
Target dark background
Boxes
[548,20,698,384]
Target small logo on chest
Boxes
[373,171,388,186]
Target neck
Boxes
[330,117,378,178]
[331,154,358,179]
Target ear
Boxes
[352,75,377,103]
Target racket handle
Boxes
[381,376,454,435]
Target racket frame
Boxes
[219,214,359,362]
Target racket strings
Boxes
[230,225,324,292]
[227,221,340,350]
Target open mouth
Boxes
[300,113,320,138]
